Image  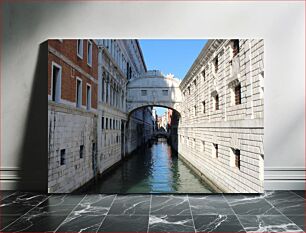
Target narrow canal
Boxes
[84,139,214,193]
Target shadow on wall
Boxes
[17,42,48,192]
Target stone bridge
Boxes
[126,70,182,115]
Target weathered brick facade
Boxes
[178,39,264,193]
[48,39,99,193]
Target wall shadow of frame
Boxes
[17,41,48,192]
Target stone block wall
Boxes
[48,104,97,193]
[178,39,264,193]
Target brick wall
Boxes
[48,39,99,193]
[48,40,98,109]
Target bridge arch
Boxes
[126,70,183,115]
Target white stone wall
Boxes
[178,39,264,193]
[96,40,154,174]
[48,103,97,193]
[127,108,154,154]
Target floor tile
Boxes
[188,195,234,215]
[108,195,150,215]
[56,213,105,232]
[286,215,305,231]
[45,194,85,206]
[292,190,305,199]
[1,214,67,232]
[0,215,22,231]
[149,215,194,232]
[224,194,281,215]
[98,215,148,232]
[265,191,304,215]
[238,215,303,232]
[73,194,116,215]
[151,195,191,216]
[0,192,49,215]
[0,191,16,201]
[193,215,245,232]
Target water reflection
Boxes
[84,139,214,193]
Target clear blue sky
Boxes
[139,39,207,116]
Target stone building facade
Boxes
[178,39,264,193]
[95,39,154,174]
[48,39,155,193]
[48,39,99,193]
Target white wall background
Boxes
[1,1,304,191]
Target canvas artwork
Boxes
[48,39,264,194]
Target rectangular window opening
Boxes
[215,94,219,110]
[60,149,66,165]
[86,84,91,110]
[80,145,84,159]
[52,64,61,103]
[141,90,147,96]
[77,40,83,58]
[235,84,241,105]
[76,79,82,108]
[87,40,92,66]
[162,90,168,96]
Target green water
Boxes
[84,139,214,193]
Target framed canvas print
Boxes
[48,39,264,194]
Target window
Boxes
[194,105,197,116]
[113,119,115,129]
[230,148,240,169]
[201,141,205,152]
[235,84,241,105]
[101,77,105,102]
[51,62,62,103]
[162,90,168,96]
[126,62,130,79]
[110,118,112,129]
[87,40,92,66]
[80,145,84,159]
[231,39,240,57]
[76,78,82,108]
[60,149,66,165]
[86,84,91,110]
[202,101,206,114]
[215,94,219,110]
[77,40,83,58]
[188,86,191,95]
[202,69,206,81]
[193,79,197,87]
[212,143,218,158]
[141,90,147,96]
[234,149,240,169]
[106,118,108,129]
[213,56,218,74]
[102,117,104,129]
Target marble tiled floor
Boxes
[0,191,304,232]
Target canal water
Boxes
[84,139,214,193]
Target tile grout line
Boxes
[289,190,305,200]
[96,194,117,233]
[0,191,17,202]
[147,194,152,233]
[263,193,304,232]
[187,194,197,233]
[1,193,51,231]
[53,194,87,233]
[222,194,247,232]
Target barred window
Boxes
[215,94,219,110]
[235,84,241,105]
